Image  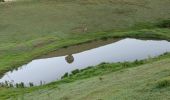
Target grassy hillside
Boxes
[0,53,169,99]
[9,54,170,100]
[0,0,170,75]
[0,0,170,99]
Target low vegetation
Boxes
[156,76,170,88]
[157,19,170,28]
[0,0,170,99]
[0,0,4,2]
[0,53,170,99]
[7,53,170,100]
[0,0,170,76]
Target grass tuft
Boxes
[156,19,170,28]
[156,76,170,88]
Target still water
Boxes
[1,38,170,86]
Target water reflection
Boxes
[65,54,74,64]
[1,38,170,86]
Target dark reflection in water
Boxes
[1,38,170,86]
[65,55,74,64]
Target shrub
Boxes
[29,82,34,87]
[16,82,25,88]
[61,73,69,79]
[100,36,108,40]
[19,82,25,88]
[9,83,14,88]
[134,59,144,65]
[71,69,80,75]
[80,66,93,72]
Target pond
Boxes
[1,38,170,86]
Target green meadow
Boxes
[0,0,170,99]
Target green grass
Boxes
[0,0,170,99]
[1,28,170,76]
[3,53,169,100]
[156,76,170,88]
[0,53,169,100]
[0,0,170,75]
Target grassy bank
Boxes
[0,0,170,75]
[1,28,170,76]
[0,0,170,99]
[0,53,170,100]
[23,55,170,100]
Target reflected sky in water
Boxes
[1,38,170,86]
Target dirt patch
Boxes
[41,38,120,58]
